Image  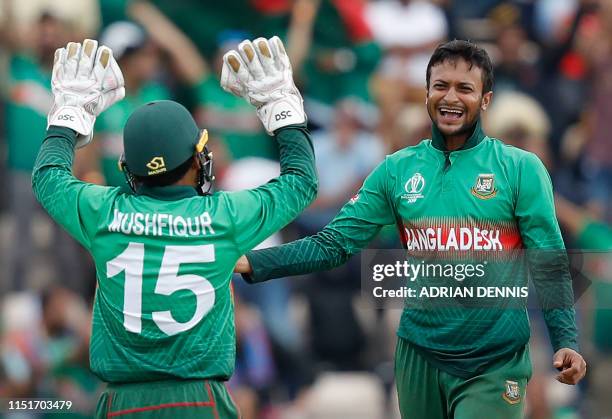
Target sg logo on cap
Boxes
[146,157,167,175]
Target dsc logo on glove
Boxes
[275,110,292,121]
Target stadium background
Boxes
[0,0,610,418]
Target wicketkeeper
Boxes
[33,36,315,418]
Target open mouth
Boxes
[438,107,464,120]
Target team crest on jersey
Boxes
[471,173,497,199]
[349,193,360,204]
[502,380,521,404]
[402,173,425,203]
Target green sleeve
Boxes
[515,152,579,352]
[222,125,318,255]
[32,127,116,249]
[244,158,395,283]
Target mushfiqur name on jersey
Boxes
[108,208,215,237]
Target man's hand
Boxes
[553,348,587,385]
[220,36,306,134]
[234,255,252,274]
[48,39,125,147]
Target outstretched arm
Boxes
[239,158,396,282]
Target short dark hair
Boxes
[426,40,494,93]
[134,156,194,188]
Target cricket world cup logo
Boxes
[403,173,425,203]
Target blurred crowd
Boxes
[0,0,610,418]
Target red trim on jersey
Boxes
[499,223,523,249]
[402,221,523,250]
[106,380,221,417]
[396,218,409,249]
[106,393,113,419]
[205,381,219,419]
[107,401,215,417]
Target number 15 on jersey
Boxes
[107,242,216,336]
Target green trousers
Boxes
[95,378,239,418]
[395,338,531,419]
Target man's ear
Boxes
[481,91,493,111]
[193,154,202,169]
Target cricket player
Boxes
[32,36,315,418]
[235,40,587,418]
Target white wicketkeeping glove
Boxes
[48,39,125,148]
[220,36,306,134]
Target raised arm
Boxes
[223,124,316,254]
[32,39,125,247]
[218,36,316,254]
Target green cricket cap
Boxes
[122,100,206,177]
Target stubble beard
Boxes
[427,100,482,140]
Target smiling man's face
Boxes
[426,58,492,143]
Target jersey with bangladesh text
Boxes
[245,120,578,378]
[32,125,316,383]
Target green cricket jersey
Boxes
[245,120,578,377]
[32,125,316,383]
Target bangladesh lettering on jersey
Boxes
[400,218,524,260]
[404,225,503,251]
